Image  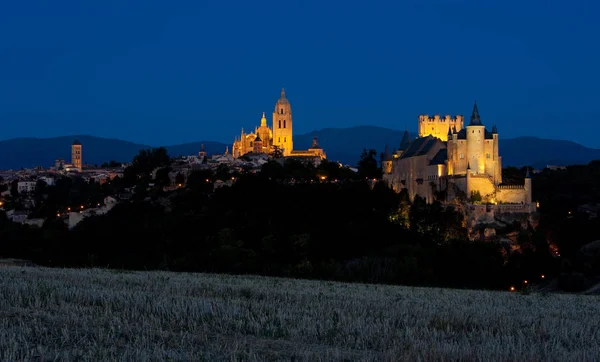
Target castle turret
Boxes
[273,88,293,156]
[524,167,532,203]
[382,144,393,174]
[492,124,501,184]
[466,101,486,174]
[466,162,472,197]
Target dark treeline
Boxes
[1,149,600,291]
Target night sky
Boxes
[1,0,598,147]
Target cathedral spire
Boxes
[469,100,483,126]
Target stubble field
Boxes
[0,266,599,361]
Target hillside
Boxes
[1,266,598,360]
[296,127,600,168]
[499,137,600,168]
[295,126,417,165]
[0,135,227,169]
[1,128,599,169]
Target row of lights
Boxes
[57,203,102,217]
[509,275,545,292]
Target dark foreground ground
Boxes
[1,265,599,361]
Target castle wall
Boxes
[390,139,445,203]
[467,174,495,200]
[418,114,464,141]
[496,185,531,204]
[450,139,469,175]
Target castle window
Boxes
[278,137,281,143]
[459,153,464,159]
[284,137,287,142]
[486,153,491,158]
[472,130,474,133]
[281,108,283,114]
[250,142,253,147]
[278,120,281,128]
[284,120,286,128]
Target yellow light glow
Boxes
[80,205,84,209]
[178,183,182,187]
[541,274,545,279]
[510,286,515,292]
[0,201,3,207]
[67,207,71,211]
[524,280,528,284]
[57,213,60,217]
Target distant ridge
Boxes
[0,128,599,169]
[0,135,227,170]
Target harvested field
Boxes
[0,266,599,361]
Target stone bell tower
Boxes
[71,139,82,171]
[272,88,293,156]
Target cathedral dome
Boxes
[276,88,289,105]
[274,88,292,114]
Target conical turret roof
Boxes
[469,101,483,126]
[383,144,392,161]
[399,129,411,151]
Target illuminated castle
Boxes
[232,89,326,160]
[383,102,532,207]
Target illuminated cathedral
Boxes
[232,89,326,160]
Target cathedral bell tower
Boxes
[272,88,293,156]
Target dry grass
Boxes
[0,266,599,361]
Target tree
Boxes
[175,172,185,186]
[34,180,48,207]
[260,161,285,180]
[123,147,171,186]
[154,167,172,188]
[470,190,482,203]
[101,160,121,168]
[214,164,230,181]
[10,180,18,198]
[357,148,382,180]
[270,145,284,159]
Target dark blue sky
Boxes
[1,0,598,147]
